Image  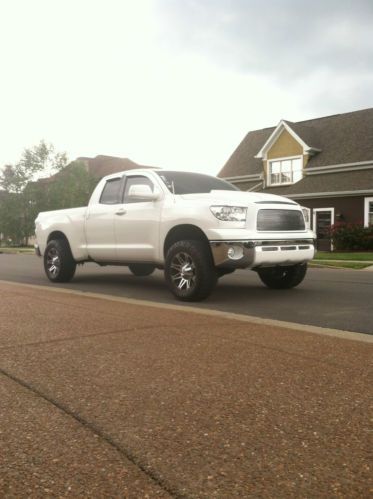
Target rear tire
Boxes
[128,264,155,276]
[44,239,76,283]
[257,263,307,289]
[165,240,217,301]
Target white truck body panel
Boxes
[35,169,316,269]
[36,206,88,261]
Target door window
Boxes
[100,178,122,204]
[123,176,154,203]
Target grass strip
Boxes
[0,247,35,254]
[310,261,371,270]
[315,251,373,261]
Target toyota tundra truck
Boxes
[35,169,315,301]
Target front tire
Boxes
[257,263,307,289]
[44,239,76,283]
[165,240,217,301]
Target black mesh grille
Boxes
[257,209,305,231]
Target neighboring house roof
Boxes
[255,120,322,159]
[219,108,373,179]
[221,128,271,177]
[77,155,159,178]
[264,169,373,198]
[34,155,160,186]
[283,121,323,153]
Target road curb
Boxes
[1,279,372,344]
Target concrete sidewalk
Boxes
[0,282,372,498]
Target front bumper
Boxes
[209,239,315,269]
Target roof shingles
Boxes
[263,169,373,196]
[77,155,158,179]
[219,108,373,179]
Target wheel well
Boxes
[47,231,69,244]
[164,224,210,257]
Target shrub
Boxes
[330,222,373,251]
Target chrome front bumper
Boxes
[209,239,315,269]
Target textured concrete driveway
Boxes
[0,282,372,498]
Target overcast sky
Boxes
[1,0,372,175]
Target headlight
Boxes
[210,205,247,222]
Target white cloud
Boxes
[0,0,372,176]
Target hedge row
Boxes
[330,223,373,250]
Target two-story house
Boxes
[218,108,373,250]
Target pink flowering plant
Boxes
[330,222,373,250]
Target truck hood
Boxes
[179,190,298,206]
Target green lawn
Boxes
[315,251,373,262]
[310,261,371,270]
[0,247,35,254]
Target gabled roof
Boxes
[33,155,161,187]
[255,120,321,159]
[219,108,373,179]
[77,155,159,178]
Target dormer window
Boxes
[268,156,303,186]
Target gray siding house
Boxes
[218,108,373,250]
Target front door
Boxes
[314,208,334,251]
[114,174,161,262]
[85,176,124,261]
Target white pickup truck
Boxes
[35,169,315,301]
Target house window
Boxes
[364,197,373,227]
[268,157,302,186]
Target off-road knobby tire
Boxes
[257,263,307,289]
[128,264,155,276]
[165,240,218,301]
[44,239,76,283]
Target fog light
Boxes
[227,245,244,260]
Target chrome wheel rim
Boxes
[46,248,61,277]
[170,252,196,290]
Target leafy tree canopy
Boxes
[0,141,67,193]
[0,142,97,245]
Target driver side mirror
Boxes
[127,184,160,201]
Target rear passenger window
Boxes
[100,178,122,204]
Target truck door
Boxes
[85,176,124,261]
[114,174,162,262]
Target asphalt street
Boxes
[0,254,372,334]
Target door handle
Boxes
[115,209,127,216]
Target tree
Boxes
[20,161,98,241]
[0,141,67,194]
[0,141,68,245]
[45,161,98,211]
[0,191,25,244]
[0,142,100,246]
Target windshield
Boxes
[156,171,239,194]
